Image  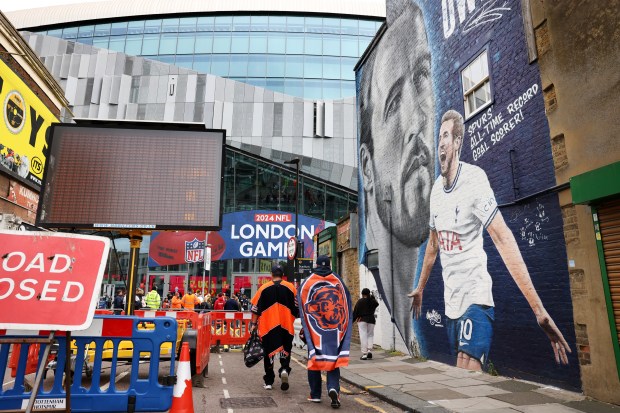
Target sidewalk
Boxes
[292,342,620,413]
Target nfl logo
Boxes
[185,238,206,263]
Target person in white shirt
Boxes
[408,109,570,371]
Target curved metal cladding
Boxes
[356,0,580,389]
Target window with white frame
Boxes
[462,50,492,118]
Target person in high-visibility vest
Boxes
[145,287,161,310]
[181,289,200,311]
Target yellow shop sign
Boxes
[0,59,58,188]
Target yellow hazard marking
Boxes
[365,385,385,390]
[354,397,388,413]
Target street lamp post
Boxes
[284,158,300,283]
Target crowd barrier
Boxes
[134,310,211,379]
[0,315,178,412]
[209,311,252,347]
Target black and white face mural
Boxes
[357,0,580,388]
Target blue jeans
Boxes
[307,368,340,399]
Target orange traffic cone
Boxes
[170,342,194,413]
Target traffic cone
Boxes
[170,342,194,413]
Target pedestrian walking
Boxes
[298,255,352,409]
[113,289,125,315]
[353,288,379,360]
[250,264,298,391]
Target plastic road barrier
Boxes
[134,310,211,381]
[0,315,178,412]
[210,311,253,348]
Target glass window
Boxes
[302,181,324,215]
[286,33,304,54]
[210,55,230,77]
[213,33,231,53]
[159,33,178,54]
[193,54,211,73]
[323,79,341,100]
[246,78,267,89]
[247,54,267,77]
[175,55,194,69]
[125,34,143,55]
[304,56,322,78]
[249,33,267,53]
[342,80,356,97]
[341,35,358,57]
[287,16,305,33]
[462,50,491,118]
[229,55,248,77]
[195,32,213,53]
[234,157,258,210]
[268,33,286,54]
[127,21,145,35]
[142,33,160,55]
[341,57,357,80]
[179,17,197,32]
[197,16,214,32]
[269,16,287,32]
[232,15,251,31]
[266,79,285,94]
[359,20,377,36]
[230,32,249,53]
[79,38,93,45]
[266,55,285,77]
[94,23,111,37]
[303,79,322,99]
[62,27,78,39]
[341,19,358,35]
[108,36,126,53]
[323,56,340,79]
[78,25,94,38]
[359,36,372,55]
[323,34,340,56]
[162,18,179,33]
[325,187,349,222]
[47,28,63,37]
[251,16,269,31]
[285,55,304,77]
[92,37,109,49]
[144,19,162,34]
[284,79,304,98]
[305,33,322,55]
[177,33,195,54]
[323,17,341,34]
[305,17,323,33]
[154,55,175,65]
[111,22,128,36]
[257,166,281,210]
[214,16,232,32]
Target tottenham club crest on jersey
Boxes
[185,238,206,263]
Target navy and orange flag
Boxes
[298,272,352,371]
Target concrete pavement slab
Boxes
[490,380,541,392]
[563,400,620,413]
[411,373,458,382]
[514,403,584,412]
[358,371,419,385]
[409,388,471,401]
[437,378,489,388]
[489,391,563,406]
[431,396,515,411]
[534,387,586,402]
[400,382,453,392]
[451,384,512,397]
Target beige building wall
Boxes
[528,0,620,404]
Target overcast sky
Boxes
[2,0,107,12]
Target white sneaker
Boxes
[280,370,289,391]
[263,384,273,390]
[307,395,321,403]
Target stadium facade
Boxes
[3,1,384,300]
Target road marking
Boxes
[219,360,223,366]
[223,389,230,398]
[354,397,388,413]
[222,378,227,385]
[365,385,385,390]
[221,368,225,374]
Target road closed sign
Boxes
[0,231,110,331]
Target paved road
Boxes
[192,348,406,413]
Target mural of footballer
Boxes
[408,109,571,371]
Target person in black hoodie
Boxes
[353,288,379,360]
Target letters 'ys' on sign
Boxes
[0,59,59,189]
[0,231,110,331]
